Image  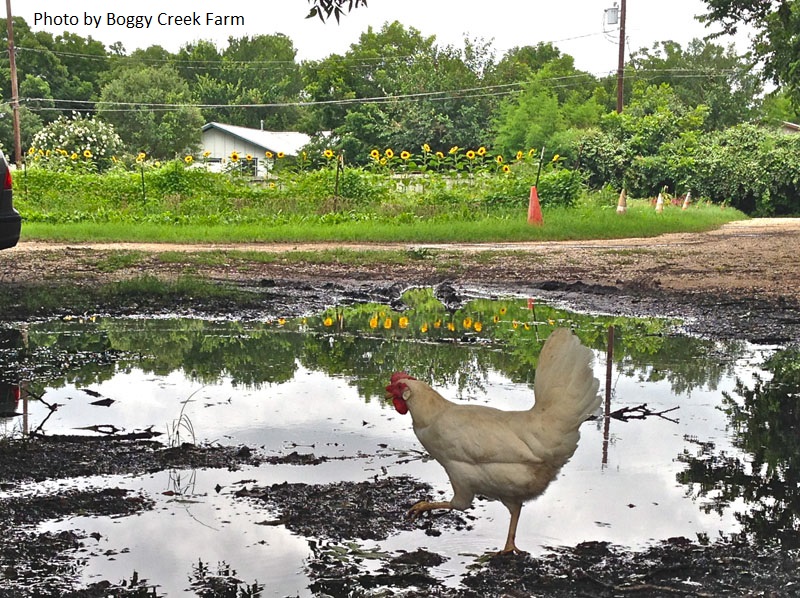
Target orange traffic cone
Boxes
[528,186,543,225]
[616,189,627,214]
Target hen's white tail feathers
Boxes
[532,328,601,440]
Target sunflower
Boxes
[70,153,78,160]
[463,317,473,329]
[420,322,429,333]
[502,164,511,173]
[474,321,483,332]
[277,152,285,159]
[324,149,335,159]
[552,154,560,162]
[477,146,487,156]
[265,151,274,159]
[422,143,431,153]
[184,155,193,164]
[83,149,92,159]
[370,149,380,160]
[230,151,240,162]
[385,148,395,158]
[203,150,211,158]
[448,146,459,154]
[466,150,476,160]
[495,154,504,164]
[323,316,334,327]
[399,316,409,329]
[136,152,146,163]
[435,151,445,159]
[369,316,379,329]
[400,150,411,160]
[245,154,253,161]
[383,317,393,329]
[516,150,524,160]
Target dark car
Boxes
[0,150,20,250]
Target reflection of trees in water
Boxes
[6,291,752,404]
[678,348,800,547]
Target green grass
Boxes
[20,202,746,245]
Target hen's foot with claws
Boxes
[406,499,453,520]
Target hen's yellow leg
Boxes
[406,500,453,520]
[499,502,527,555]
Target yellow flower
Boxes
[502,164,511,173]
[245,154,253,161]
[477,146,487,156]
[447,321,456,331]
[552,154,560,162]
[435,151,445,159]
[523,323,531,330]
[449,146,459,154]
[399,316,409,328]
[383,317,393,329]
[268,182,276,189]
[512,320,519,329]
[422,143,431,153]
[380,158,387,165]
[370,149,380,160]
[493,315,500,323]
[323,316,334,327]
[499,307,507,315]
[495,154,504,164]
[230,151,240,162]
[278,318,286,326]
[433,319,442,329]
[136,152,146,163]
[369,316,378,329]
[516,150,524,160]
[28,147,35,155]
[420,322,429,333]
[474,321,483,332]
[277,152,285,159]
[324,149,335,159]
[466,150,476,160]
[462,317,473,329]
[528,148,536,157]
[83,149,92,158]
[203,150,211,158]
[154,160,161,167]
[400,151,411,160]
[265,151,274,159]
[384,148,394,158]
[184,155,193,164]
[70,153,78,160]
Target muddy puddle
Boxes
[1,287,798,596]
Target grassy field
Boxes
[21,201,746,244]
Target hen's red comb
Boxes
[390,371,416,384]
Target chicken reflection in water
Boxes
[386,327,600,554]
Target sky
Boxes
[17,0,751,76]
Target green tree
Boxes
[97,65,203,158]
[699,0,800,106]
[629,38,762,129]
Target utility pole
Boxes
[5,0,21,165]
[615,0,627,113]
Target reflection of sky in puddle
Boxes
[22,357,763,595]
[0,311,778,595]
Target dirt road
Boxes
[4,218,800,341]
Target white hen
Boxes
[385,327,600,553]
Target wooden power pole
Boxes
[5,0,22,165]
[616,0,627,113]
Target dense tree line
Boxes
[2,7,800,213]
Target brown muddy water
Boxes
[1,289,797,596]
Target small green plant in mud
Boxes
[167,388,200,447]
